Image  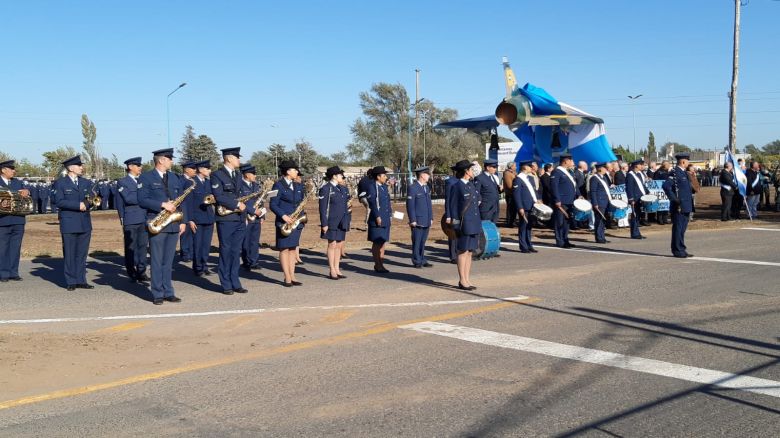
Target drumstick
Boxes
[593,206,607,221]
[557,205,569,219]
[520,209,529,224]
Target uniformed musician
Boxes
[239,164,265,271]
[366,166,392,273]
[512,160,539,253]
[589,162,611,244]
[406,166,433,268]
[447,160,481,290]
[338,176,352,259]
[473,159,502,223]
[116,157,149,283]
[443,164,459,264]
[0,160,29,282]
[550,154,578,248]
[663,153,694,258]
[211,147,248,295]
[52,155,95,291]
[270,160,305,287]
[189,160,215,277]
[626,159,648,240]
[319,166,349,280]
[137,148,186,304]
[178,161,197,262]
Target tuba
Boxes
[280,179,316,236]
[147,180,196,235]
[0,187,34,216]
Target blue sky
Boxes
[1,0,778,163]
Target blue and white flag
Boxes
[724,148,747,197]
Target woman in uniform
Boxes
[366,166,391,273]
[319,166,348,280]
[447,160,481,290]
[270,160,305,287]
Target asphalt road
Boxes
[0,225,778,437]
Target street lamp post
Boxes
[407,98,425,181]
[167,82,187,148]
[628,94,642,156]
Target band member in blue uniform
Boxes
[99,181,110,210]
[366,166,392,273]
[0,160,29,282]
[239,164,266,271]
[52,155,95,291]
[28,181,39,215]
[589,162,611,244]
[512,160,539,253]
[138,148,187,304]
[406,166,433,268]
[116,157,149,283]
[663,153,695,258]
[338,176,353,259]
[38,181,49,213]
[443,164,459,264]
[550,154,578,248]
[473,159,502,223]
[270,160,305,287]
[189,160,216,277]
[625,159,648,240]
[211,148,247,295]
[319,166,349,280]
[447,160,481,290]
[178,161,197,262]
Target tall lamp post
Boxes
[407,98,425,181]
[628,94,642,156]
[167,82,187,148]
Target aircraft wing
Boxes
[434,115,498,133]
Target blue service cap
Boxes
[62,155,83,167]
[558,154,573,163]
[414,166,431,174]
[674,153,690,160]
[152,148,174,158]
[0,160,15,169]
[483,159,498,167]
[239,164,256,174]
[182,161,198,169]
[221,147,241,158]
[595,162,608,168]
[518,160,535,168]
[195,160,211,169]
[124,156,142,166]
[630,159,645,167]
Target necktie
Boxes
[162,172,170,198]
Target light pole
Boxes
[407,98,424,181]
[628,94,642,155]
[167,82,187,148]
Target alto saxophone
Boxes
[280,180,316,237]
[147,180,196,235]
[216,179,274,218]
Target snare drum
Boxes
[641,194,659,213]
[609,199,629,220]
[473,220,501,259]
[531,203,553,221]
[573,199,593,222]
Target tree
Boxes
[328,151,348,166]
[293,139,325,175]
[659,141,691,158]
[81,114,99,178]
[647,131,656,159]
[0,150,12,162]
[178,126,220,165]
[249,143,293,177]
[42,146,78,177]
[762,139,780,155]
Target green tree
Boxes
[762,139,780,155]
[249,143,293,177]
[179,126,220,165]
[42,146,78,177]
[81,114,99,178]
[0,150,12,163]
[659,142,691,158]
[647,131,656,159]
[293,139,325,175]
[14,159,45,178]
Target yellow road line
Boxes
[99,322,147,333]
[0,296,534,411]
[320,310,356,324]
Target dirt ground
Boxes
[19,186,780,258]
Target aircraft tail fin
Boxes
[502,56,518,99]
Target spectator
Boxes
[646,161,658,179]
[614,162,628,185]
[686,163,700,220]
[540,163,553,207]
[745,161,761,218]
[653,161,671,224]
[719,161,736,221]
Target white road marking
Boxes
[500,243,780,267]
[742,227,780,232]
[400,321,780,399]
[0,295,530,325]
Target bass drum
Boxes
[474,220,501,260]
[440,214,456,239]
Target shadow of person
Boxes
[29,256,64,287]
[88,255,154,301]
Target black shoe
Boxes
[9,277,22,281]
[520,250,531,253]
[374,267,390,273]
[181,258,192,263]
[673,253,687,258]
[450,260,457,264]
[0,278,8,283]
[234,287,248,293]
[283,281,293,288]
[686,253,694,258]
[596,240,610,244]
[164,296,182,302]
[153,298,164,305]
[493,254,501,258]
[137,273,150,282]
[203,270,212,276]
[78,283,95,289]
[631,236,646,240]
[640,221,649,226]
[296,261,305,266]
[564,243,576,249]
[241,265,252,271]
[529,248,538,253]
[422,263,433,267]
[341,254,350,259]
[328,275,340,280]
[337,274,347,279]
[222,289,234,295]
[66,285,76,291]
[413,264,423,269]
[458,282,470,290]
[194,271,206,278]
[291,281,303,286]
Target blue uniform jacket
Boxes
[116,175,146,226]
[367,182,391,227]
[211,168,243,223]
[52,176,93,233]
[473,172,499,212]
[447,180,481,235]
[550,167,577,205]
[189,176,216,224]
[239,179,264,218]
[589,174,610,211]
[444,177,458,220]
[512,175,536,211]
[319,182,348,230]
[137,169,186,233]
[0,178,26,226]
[625,171,646,204]
[406,180,432,226]
[662,166,694,213]
[270,178,305,229]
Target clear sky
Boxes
[1,0,778,163]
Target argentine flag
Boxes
[725,148,747,197]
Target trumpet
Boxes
[203,194,216,205]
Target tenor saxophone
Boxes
[280,180,316,236]
[147,180,196,235]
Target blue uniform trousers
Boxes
[518,220,532,252]
[123,223,148,279]
[149,232,177,299]
[0,224,24,279]
[671,210,690,256]
[410,226,429,266]
[217,221,245,291]
[62,232,90,286]
[192,224,214,275]
[553,205,572,247]
[629,203,642,238]
[594,211,607,242]
[179,227,193,261]
[241,221,261,268]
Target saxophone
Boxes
[0,187,34,216]
[247,179,276,222]
[280,179,316,236]
[344,179,355,214]
[147,179,196,235]
[216,179,274,218]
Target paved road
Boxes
[0,226,778,437]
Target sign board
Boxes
[484,142,521,170]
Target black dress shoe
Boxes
[341,254,350,259]
[79,284,95,289]
[337,274,347,279]
[520,250,531,253]
[631,236,645,240]
[328,275,340,280]
[9,277,22,281]
[296,261,305,266]
[422,263,433,267]
[204,270,213,276]
[686,253,694,258]
[291,281,303,286]
[673,254,687,258]
[153,298,164,305]
[222,289,235,295]
[413,264,422,269]
[529,248,538,253]
[564,243,576,249]
[164,296,182,302]
[234,287,248,293]
[450,260,457,264]
[0,278,8,283]
[457,282,470,290]
[374,267,390,273]
[194,271,206,278]
[66,285,76,291]
[282,281,293,288]
[241,265,252,271]
[137,274,150,281]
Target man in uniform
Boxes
[512,160,539,253]
[211,147,247,294]
[473,159,501,223]
[626,159,648,240]
[52,155,95,290]
[116,157,149,283]
[240,164,266,271]
[406,166,433,268]
[550,154,578,248]
[589,162,611,244]
[99,180,110,210]
[38,181,49,213]
[0,160,30,282]
[189,160,216,277]
[28,180,39,215]
[356,168,373,231]
[138,148,186,304]
[663,153,694,258]
[178,161,197,262]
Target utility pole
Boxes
[415,69,420,137]
[728,0,742,153]
[628,94,642,156]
